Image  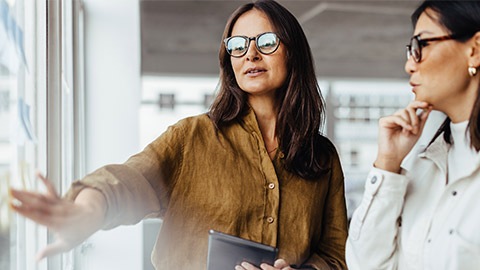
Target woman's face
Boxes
[230,9,288,98]
[405,9,472,112]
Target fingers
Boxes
[236,261,289,270]
[379,115,413,135]
[259,263,277,270]
[406,100,430,110]
[394,110,415,135]
[272,259,292,269]
[236,260,291,270]
[9,189,62,227]
[406,101,431,134]
[405,107,419,134]
[384,101,432,136]
[36,240,70,261]
[9,171,60,225]
[418,106,433,131]
[36,171,59,199]
[237,262,260,270]
[274,259,288,268]
[10,189,55,212]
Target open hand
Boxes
[10,172,106,261]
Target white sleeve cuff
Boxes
[366,167,409,197]
[349,167,409,241]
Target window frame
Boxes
[45,0,86,269]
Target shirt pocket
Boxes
[447,230,480,270]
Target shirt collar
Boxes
[238,105,286,160]
[418,135,449,176]
[239,105,262,135]
[419,132,480,180]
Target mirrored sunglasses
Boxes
[224,32,280,58]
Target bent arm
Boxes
[346,168,409,270]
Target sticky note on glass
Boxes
[15,98,37,145]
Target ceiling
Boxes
[140,0,422,79]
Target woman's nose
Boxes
[245,41,261,61]
[404,57,417,74]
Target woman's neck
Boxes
[444,78,478,123]
[446,101,474,123]
[248,95,278,154]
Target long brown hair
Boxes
[208,0,331,179]
[413,0,480,150]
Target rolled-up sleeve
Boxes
[346,167,409,270]
[64,122,186,229]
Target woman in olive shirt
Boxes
[10,0,348,269]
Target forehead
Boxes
[231,9,274,37]
[414,9,449,37]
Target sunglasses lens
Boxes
[226,37,248,57]
[257,33,279,54]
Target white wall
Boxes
[81,0,143,269]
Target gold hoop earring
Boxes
[468,66,477,77]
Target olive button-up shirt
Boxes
[66,108,348,269]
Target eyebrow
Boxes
[415,30,435,37]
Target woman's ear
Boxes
[468,31,480,67]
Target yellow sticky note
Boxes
[19,161,32,190]
[0,171,11,233]
[5,0,16,7]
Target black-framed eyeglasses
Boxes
[406,34,464,63]
[224,32,280,58]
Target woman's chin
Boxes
[414,95,428,103]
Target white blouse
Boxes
[448,121,477,183]
[346,122,480,270]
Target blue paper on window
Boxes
[0,0,28,74]
[15,98,37,145]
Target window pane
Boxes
[0,0,32,269]
[0,63,12,270]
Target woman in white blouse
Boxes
[346,0,480,269]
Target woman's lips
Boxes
[246,70,266,77]
[245,68,266,77]
[410,82,419,93]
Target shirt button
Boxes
[449,229,454,235]
[370,176,377,184]
[267,217,274,223]
[268,183,275,189]
[452,191,457,196]
[427,239,431,243]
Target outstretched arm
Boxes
[10,172,107,261]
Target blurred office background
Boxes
[0,0,446,269]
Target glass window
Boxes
[0,0,84,269]
[0,0,37,269]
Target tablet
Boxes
[207,230,278,270]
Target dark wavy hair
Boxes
[207,0,331,179]
[412,0,480,150]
